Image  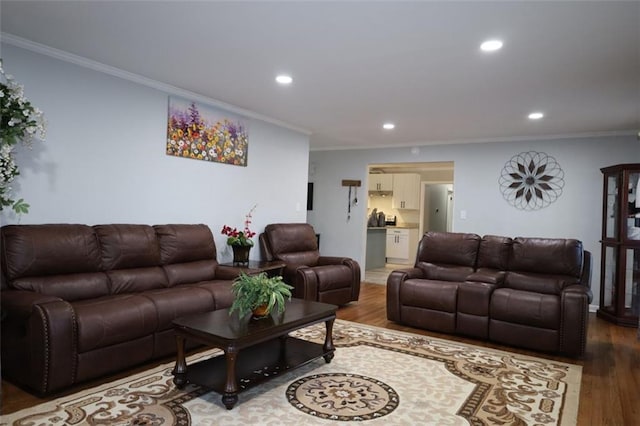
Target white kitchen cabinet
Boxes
[386,228,419,264]
[392,173,421,210]
[369,174,393,192]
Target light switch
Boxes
[460,210,467,220]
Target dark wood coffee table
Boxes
[171,299,337,409]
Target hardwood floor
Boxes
[2,282,639,425]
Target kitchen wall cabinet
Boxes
[386,228,419,264]
[392,173,421,210]
[369,174,393,191]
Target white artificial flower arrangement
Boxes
[0,60,46,214]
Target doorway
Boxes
[363,161,454,283]
[419,183,454,237]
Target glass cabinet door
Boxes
[625,171,640,241]
[623,248,640,316]
[601,245,617,313]
[605,173,618,239]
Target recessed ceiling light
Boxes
[480,39,503,52]
[275,75,293,85]
[528,112,544,120]
[383,123,395,130]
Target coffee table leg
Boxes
[323,318,335,363]
[172,335,187,389]
[222,348,239,409]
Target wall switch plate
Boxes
[460,210,467,220]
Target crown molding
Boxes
[0,32,312,136]
[310,130,637,152]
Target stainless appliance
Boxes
[385,215,397,226]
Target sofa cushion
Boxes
[510,237,583,277]
[1,224,102,279]
[278,251,320,267]
[264,223,318,260]
[73,294,158,352]
[401,279,458,313]
[505,271,579,295]
[12,273,110,301]
[417,262,474,281]
[195,280,235,310]
[163,260,218,287]
[141,287,215,330]
[417,231,480,267]
[314,265,353,291]
[106,267,168,294]
[477,235,512,270]
[95,225,161,270]
[490,288,560,329]
[154,224,216,264]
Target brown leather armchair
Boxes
[259,223,360,305]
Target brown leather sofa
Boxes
[259,223,360,305]
[387,231,592,357]
[1,223,241,395]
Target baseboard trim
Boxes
[589,304,598,313]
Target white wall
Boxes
[0,44,310,263]
[308,136,640,305]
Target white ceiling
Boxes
[1,1,638,151]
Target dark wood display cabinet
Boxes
[597,164,640,326]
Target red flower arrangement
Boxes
[221,205,257,246]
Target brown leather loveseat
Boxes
[1,223,239,395]
[386,231,592,357]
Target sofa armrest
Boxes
[294,266,319,300]
[317,257,361,301]
[1,290,63,321]
[215,265,244,280]
[581,250,592,289]
[386,268,424,321]
[1,290,77,394]
[560,284,592,357]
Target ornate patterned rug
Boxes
[2,320,581,425]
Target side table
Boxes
[219,260,286,277]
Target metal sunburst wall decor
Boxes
[499,151,565,211]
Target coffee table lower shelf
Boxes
[177,336,331,405]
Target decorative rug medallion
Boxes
[286,373,399,421]
[1,320,581,425]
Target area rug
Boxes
[1,320,581,425]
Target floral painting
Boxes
[166,97,248,166]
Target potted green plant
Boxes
[229,272,293,318]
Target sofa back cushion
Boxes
[477,235,512,270]
[2,224,102,278]
[416,231,480,267]
[505,237,583,294]
[95,224,167,293]
[509,237,583,277]
[95,225,161,270]
[264,223,320,267]
[154,224,218,286]
[1,224,109,300]
[415,232,480,281]
[154,224,216,264]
